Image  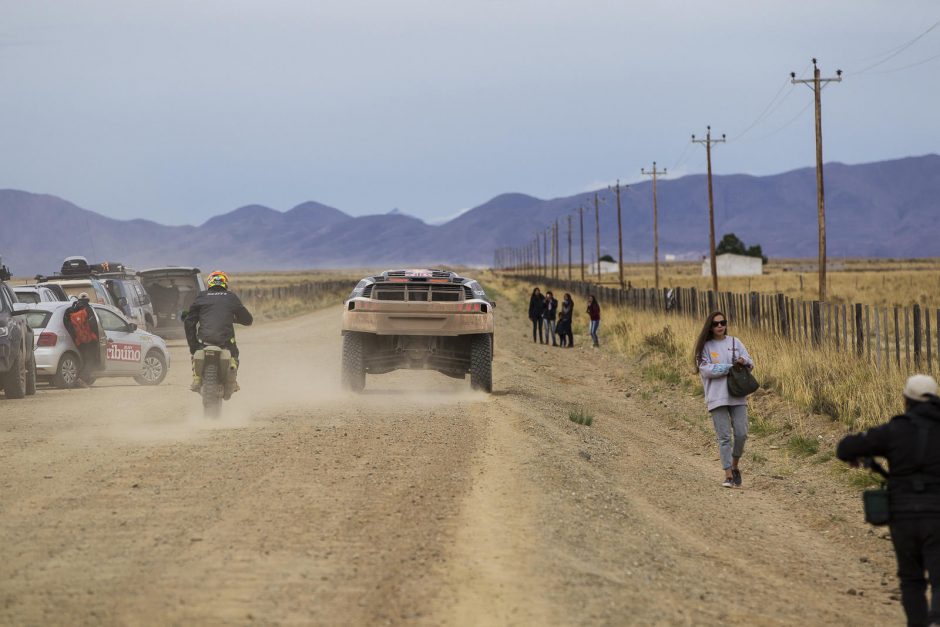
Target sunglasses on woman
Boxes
[712,320,727,328]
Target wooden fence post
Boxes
[926,308,933,374]
[811,301,821,346]
[854,304,864,356]
[895,307,902,369]
[776,293,788,338]
[914,304,923,369]
[875,307,882,368]
[905,307,911,369]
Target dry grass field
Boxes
[490,258,940,431]
[552,257,940,309]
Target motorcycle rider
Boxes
[184,270,253,395]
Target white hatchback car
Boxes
[22,302,171,388]
[13,285,62,305]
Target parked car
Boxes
[23,302,170,388]
[0,280,37,398]
[36,277,114,306]
[138,267,206,339]
[98,271,156,333]
[12,285,61,304]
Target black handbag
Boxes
[727,338,759,397]
[862,458,890,526]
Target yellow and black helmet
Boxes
[207,270,228,290]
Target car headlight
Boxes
[0,326,9,337]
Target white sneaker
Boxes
[722,478,734,488]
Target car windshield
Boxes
[24,311,51,329]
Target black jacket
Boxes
[559,299,574,322]
[837,397,940,517]
[184,287,253,353]
[542,297,558,321]
[528,294,545,321]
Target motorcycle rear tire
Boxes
[202,362,222,418]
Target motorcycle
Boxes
[192,344,237,417]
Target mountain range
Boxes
[1,154,938,275]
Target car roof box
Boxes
[61,256,91,276]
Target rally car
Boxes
[341,269,495,392]
[22,302,170,388]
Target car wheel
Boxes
[25,353,37,396]
[134,350,167,386]
[469,333,493,393]
[2,350,27,399]
[52,352,81,389]
[341,333,366,392]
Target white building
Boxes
[588,260,620,275]
[702,253,762,277]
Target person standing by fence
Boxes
[529,287,545,344]
[836,375,940,627]
[694,311,754,488]
[543,290,558,346]
[587,295,601,347]
[558,293,574,348]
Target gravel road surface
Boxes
[0,298,902,625]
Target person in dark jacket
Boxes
[184,270,253,392]
[837,375,940,627]
[557,293,574,347]
[63,293,100,387]
[587,294,601,347]
[542,290,558,346]
[528,287,545,344]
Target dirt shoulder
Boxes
[0,294,901,625]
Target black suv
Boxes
[0,263,36,399]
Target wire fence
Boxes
[514,274,938,375]
[236,280,351,307]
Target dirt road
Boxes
[1,296,903,625]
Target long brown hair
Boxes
[692,311,726,371]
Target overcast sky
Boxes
[1,1,937,225]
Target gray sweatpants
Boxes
[710,405,748,470]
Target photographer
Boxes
[837,375,940,627]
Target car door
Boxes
[95,307,142,374]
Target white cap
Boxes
[78,292,89,300]
[903,374,938,402]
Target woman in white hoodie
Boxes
[694,311,755,488]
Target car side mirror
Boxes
[127,323,138,332]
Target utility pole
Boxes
[578,205,585,282]
[567,214,573,280]
[594,193,601,281]
[641,162,667,290]
[555,219,560,279]
[542,228,548,278]
[692,126,725,292]
[792,58,841,302]
[608,181,626,289]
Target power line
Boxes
[848,17,940,74]
[865,49,940,74]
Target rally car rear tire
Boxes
[135,350,167,386]
[52,352,81,389]
[469,333,493,393]
[341,333,366,393]
[2,350,26,399]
